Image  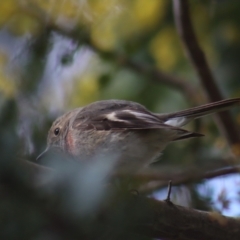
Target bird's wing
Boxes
[73,107,169,130]
[72,107,203,139]
[70,100,205,140]
[158,98,240,127]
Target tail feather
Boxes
[158,98,240,127]
[172,132,204,141]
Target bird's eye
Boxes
[54,128,60,136]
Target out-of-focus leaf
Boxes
[149,27,182,71]
[68,74,99,107]
[0,52,16,98]
[7,13,41,36]
[0,0,18,26]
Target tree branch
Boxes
[173,0,240,147]
[137,163,240,181]
[132,197,240,240]
[139,163,240,193]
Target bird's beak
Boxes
[36,147,67,162]
[36,147,50,161]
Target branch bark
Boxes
[131,196,240,240]
[173,0,240,148]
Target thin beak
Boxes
[36,147,49,161]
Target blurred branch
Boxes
[114,54,202,104]
[19,2,203,106]
[173,0,240,147]
[93,51,203,104]
[139,163,240,193]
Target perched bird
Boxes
[37,98,240,173]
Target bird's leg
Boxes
[164,180,174,205]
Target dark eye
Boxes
[54,128,60,136]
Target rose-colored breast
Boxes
[66,131,75,155]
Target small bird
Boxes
[38,98,240,173]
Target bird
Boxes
[37,98,240,173]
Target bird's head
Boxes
[37,109,80,161]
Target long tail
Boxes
[158,98,240,127]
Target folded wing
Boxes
[72,105,203,140]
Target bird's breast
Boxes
[65,130,76,155]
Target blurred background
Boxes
[0,0,240,239]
